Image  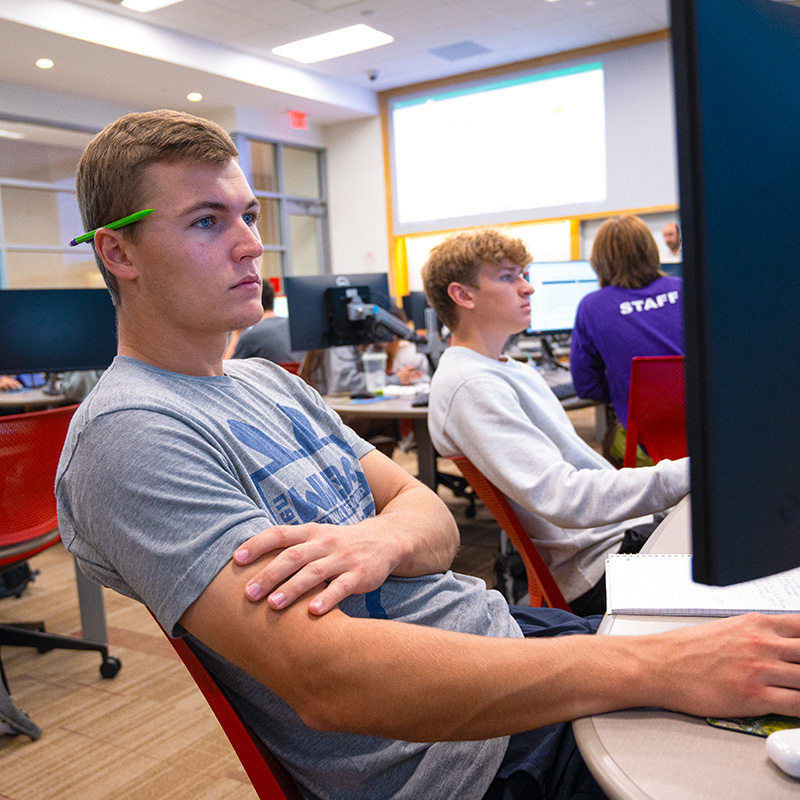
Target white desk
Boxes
[573,497,800,798]
[0,388,67,412]
[323,388,600,494]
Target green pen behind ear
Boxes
[69,208,154,246]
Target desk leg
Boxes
[73,557,108,644]
[414,419,437,491]
[595,403,610,441]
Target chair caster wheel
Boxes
[100,655,122,679]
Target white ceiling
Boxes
[0,0,671,127]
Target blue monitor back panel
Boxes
[672,0,800,584]
[0,288,117,374]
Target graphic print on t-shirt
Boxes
[228,402,374,526]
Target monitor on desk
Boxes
[284,273,392,351]
[0,288,117,374]
[401,291,429,331]
[525,260,599,336]
[672,0,800,585]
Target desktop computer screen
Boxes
[284,273,392,352]
[401,291,429,331]
[0,288,117,374]
[672,0,800,585]
[526,260,599,335]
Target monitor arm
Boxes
[345,295,425,343]
[345,295,447,371]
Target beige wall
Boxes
[323,115,390,277]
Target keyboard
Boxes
[539,368,576,399]
[411,391,429,407]
[549,380,576,400]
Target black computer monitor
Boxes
[284,273,392,352]
[0,288,117,373]
[525,260,599,336]
[401,291,429,330]
[672,0,800,585]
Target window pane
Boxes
[2,187,82,247]
[249,140,277,192]
[0,128,89,182]
[289,213,321,276]
[260,250,283,286]
[284,147,320,200]
[5,250,104,289]
[256,198,281,246]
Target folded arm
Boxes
[234,448,459,614]
[181,560,800,742]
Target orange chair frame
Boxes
[149,613,303,800]
[448,456,571,612]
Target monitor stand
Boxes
[42,372,63,396]
[539,336,569,371]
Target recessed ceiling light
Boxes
[186,92,203,102]
[272,24,393,64]
[121,0,186,11]
[36,58,54,69]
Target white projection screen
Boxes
[390,63,606,228]
[386,38,680,236]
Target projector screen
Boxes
[390,63,607,227]
[384,37,680,237]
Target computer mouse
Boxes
[766,728,800,778]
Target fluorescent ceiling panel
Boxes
[272,24,393,64]
[121,0,186,11]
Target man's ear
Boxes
[447,281,477,311]
[93,228,138,280]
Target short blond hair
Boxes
[422,229,532,331]
[76,109,238,306]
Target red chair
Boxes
[448,456,571,612]
[623,356,687,468]
[149,612,303,800]
[0,404,121,739]
[277,362,301,375]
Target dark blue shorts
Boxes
[482,607,607,800]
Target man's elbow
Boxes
[287,673,385,735]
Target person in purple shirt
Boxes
[570,216,684,465]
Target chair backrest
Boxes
[624,355,687,468]
[448,456,571,612]
[277,361,301,375]
[0,404,80,561]
[148,612,303,800]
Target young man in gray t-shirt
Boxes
[56,110,800,800]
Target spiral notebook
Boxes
[605,553,800,616]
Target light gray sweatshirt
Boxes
[429,346,690,601]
